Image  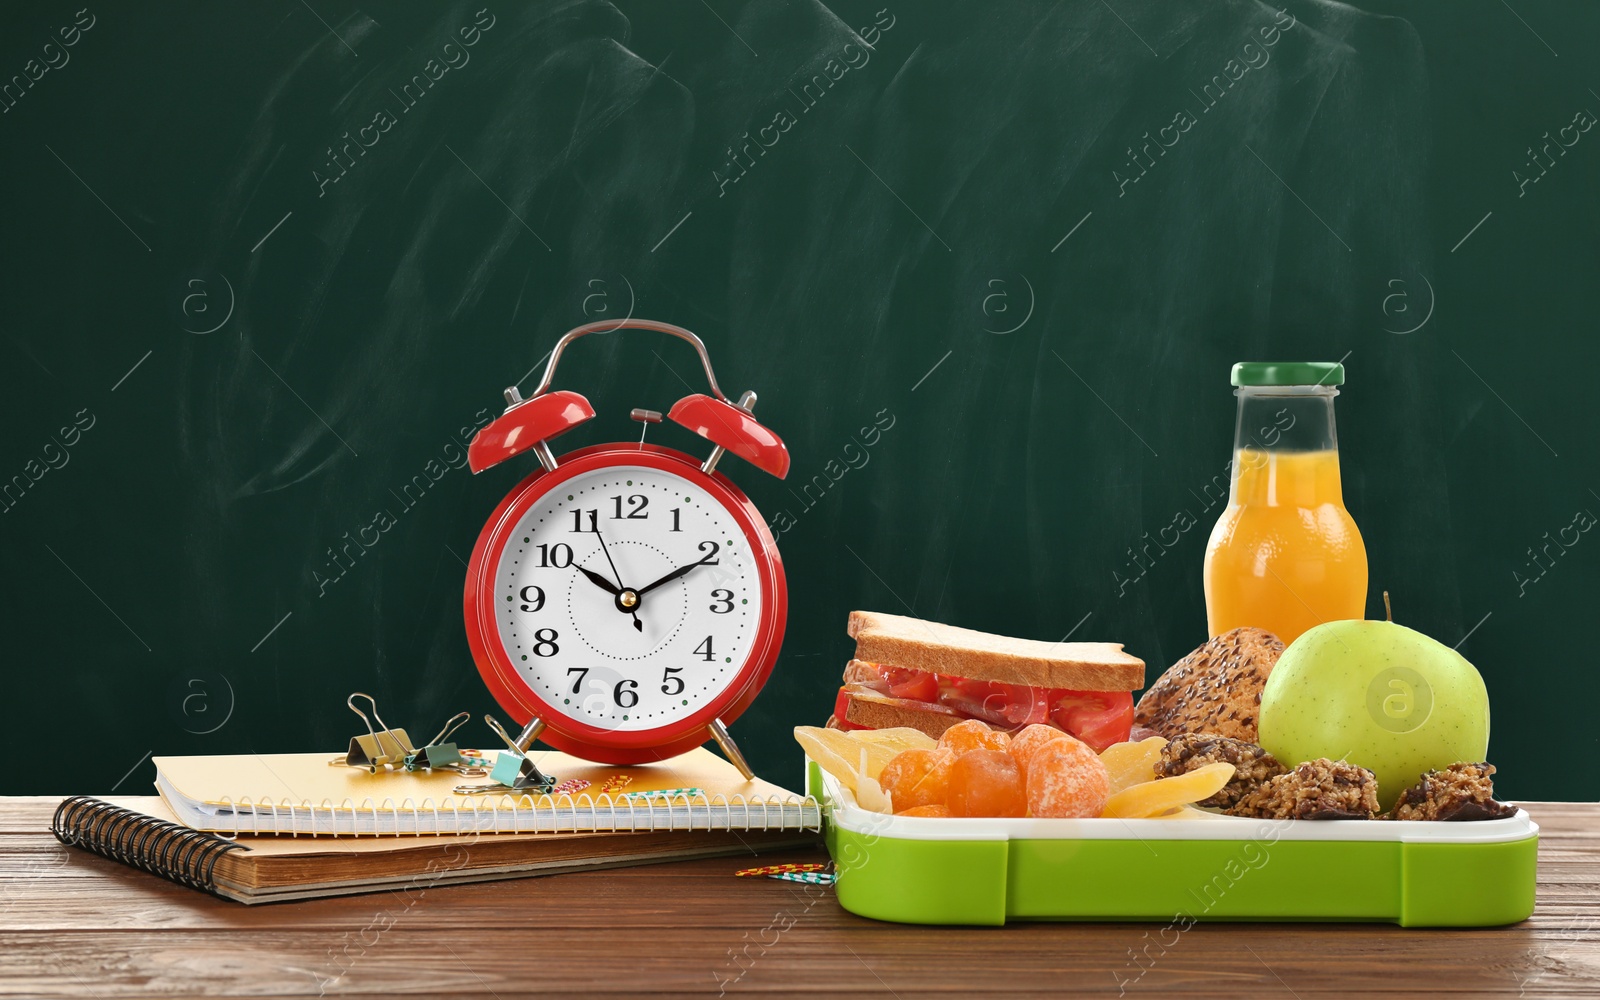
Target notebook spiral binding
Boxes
[52,796,248,893]
[202,791,823,837]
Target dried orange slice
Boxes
[880,749,949,812]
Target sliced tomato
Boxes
[881,666,939,702]
[1002,683,1053,727]
[831,687,867,730]
[1049,690,1134,752]
[844,669,1131,747]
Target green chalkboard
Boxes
[1,0,1594,802]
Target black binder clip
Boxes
[455,714,557,794]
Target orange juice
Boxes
[1204,449,1367,642]
[1203,363,1367,644]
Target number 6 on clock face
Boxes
[464,444,786,765]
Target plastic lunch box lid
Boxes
[812,761,1538,846]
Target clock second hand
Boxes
[587,515,643,633]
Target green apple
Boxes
[1258,619,1491,810]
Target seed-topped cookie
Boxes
[1134,627,1285,742]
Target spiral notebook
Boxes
[54,795,821,904]
[153,747,821,837]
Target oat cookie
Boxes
[1156,733,1285,810]
[1390,762,1516,822]
[1229,758,1379,820]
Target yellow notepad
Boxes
[154,747,820,836]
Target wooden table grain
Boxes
[1,797,1595,998]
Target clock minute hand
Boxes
[635,556,715,598]
[586,521,644,633]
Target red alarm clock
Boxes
[463,320,790,777]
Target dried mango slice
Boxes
[854,767,893,814]
[795,726,867,794]
[1101,761,1235,819]
[796,726,917,798]
[1098,736,1168,794]
[848,727,938,760]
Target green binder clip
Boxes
[404,712,470,771]
[480,713,556,790]
[343,693,415,772]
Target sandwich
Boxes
[827,610,1147,751]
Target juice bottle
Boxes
[1202,362,1367,644]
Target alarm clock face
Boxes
[486,457,767,735]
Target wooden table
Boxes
[2,797,1596,997]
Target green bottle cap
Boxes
[1231,361,1345,387]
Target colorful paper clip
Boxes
[618,787,704,801]
[769,870,835,886]
[736,863,828,878]
[598,774,634,796]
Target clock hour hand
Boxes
[586,525,644,633]
[577,565,621,596]
[636,556,714,598]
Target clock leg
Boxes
[707,718,755,780]
[513,717,546,753]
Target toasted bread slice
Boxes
[840,689,963,740]
[847,610,1145,691]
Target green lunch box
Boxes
[806,760,1538,927]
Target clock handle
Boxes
[707,718,755,781]
[532,319,734,404]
